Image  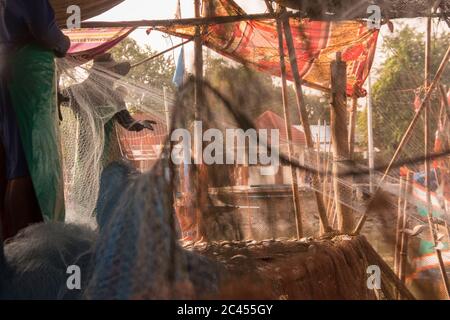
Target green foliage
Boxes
[204,56,329,123]
[358,26,450,159]
[109,37,175,115]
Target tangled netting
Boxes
[55,24,449,297]
[57,56,172,224]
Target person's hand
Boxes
[54,35,71,58]
[57,91,70,107]
[140,120,157,131]
[128,120,157,132]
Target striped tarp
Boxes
[64,27,135,60]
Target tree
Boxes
[357,26,450,161]
[204,56,329,124]
[109,37,176,116]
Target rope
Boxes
[131,37,194,69]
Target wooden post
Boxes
[424,15,450,299]
[280,7,331,233]
[367,74,375,192]
[398,172,411,299]
[445,221,450,243]
[394,176,405,275]
[348,96,358,159]
[193,0,206,242]
[439,84,450,126]
[194,0,203,113]
[267,0,304,238]
[330,52,353,233]
[163,86,171,134]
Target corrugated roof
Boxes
[255,110,306,147]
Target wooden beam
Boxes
[131,38,194,69]
[78,4,446,29]
[273,0,449,19]
[81,12,284,28]
[194,0,207,242]
[394,176,406,276]
[330,52,353,233]
[280,7,331,234]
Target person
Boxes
[61,53,156,165]
[59,53,156,217]
[0,0,70,240]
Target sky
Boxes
[91,0,266,72]
[90,0,448,89]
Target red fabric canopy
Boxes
[158,0,379,96]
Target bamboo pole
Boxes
[394,176,406,275]
[445,221,450,242]
[424,12,433,253]
[348,96,358,159]
[367,74,375,192]
[398,172,411,299]
[323,125,332,201]
[279,7,331,233]
[316,133,321,177]
[267,0,304,238]
[353,43,450,235]
[78,6,445,29]
[424,15,450,300]
[194,0,206,242]
[439,84,450,125]
[131,38,193,69]
[330,52,353,233]
[81,12,281,28]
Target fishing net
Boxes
[51,7,450,298]
[56,55,171,224]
